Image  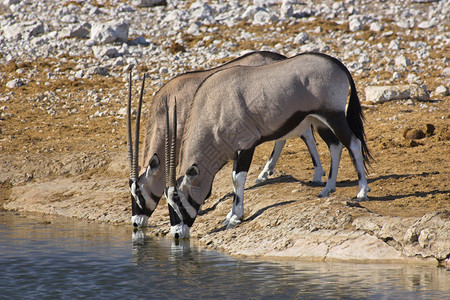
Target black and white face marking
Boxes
[164,165,201,239]
[131,154,162,228]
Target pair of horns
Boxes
[127,71,145,182]
[165,97,177,188]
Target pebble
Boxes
[349,18,363,32]
[434,86,449,97]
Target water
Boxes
[0,211,449,299]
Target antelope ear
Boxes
[185,164,199,184]
[146,154,160,176]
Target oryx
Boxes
[164,52,372,239]
[127,51,327,229]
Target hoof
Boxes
[356,187,370,200]
[318,188,335,198]
[255,176,268,184]
[356,195,369,201]
[222,218,230,226]
[226,216,241,229]
[311,180,325,187]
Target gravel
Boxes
[0,0,449,107]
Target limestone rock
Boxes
[365,85,429,102]
[6,78,24,88]
[131,0,165,7]
[90,20,130,45]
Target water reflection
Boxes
[130,228,450,299]
[1,211,449,299]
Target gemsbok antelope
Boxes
[127,51,329,229]
[164,52,372,239]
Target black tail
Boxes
[345,69,373,171]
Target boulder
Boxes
[365,85,429,102]
[6,78,24,88]
[58,23,91,39]
[131,0,165,7]
[90,20,130,45]
[189,1,214,22]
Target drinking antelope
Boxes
[127,51,327,228]
[164,52,372,239]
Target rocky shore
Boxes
[1,0,449,265]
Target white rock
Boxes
[293,32,309,44]
[395,55,411,68]
[280,0,294,19]
[406,73,422,84]
[2,24,23,40]
[165,10,180,22]
[92,46,119,59]
[117,107,128,116]
[254,0,278,5]
[365,85,429,103]
[326,233,402,261]
[159,67,168,74]
[187,22,201,35]
[300,43,321,53]
[349,18,363,32]
[3,0,21,5]
[358,53,371,64]
[88,6,100,15]
[253,10,272,25]
[87,66,109,76]
[189,1,214,22]
[58,23,90,39]
[388,39,401,50]
[61,15,78,23]
[418,228,434,248]
[90,20,130,45]
[434,85,449,97]
[442,67,450,77]
[6,78,24,88]
[131,0,164,7]
[417,18,438,29]
[242,5,263,19]
[2,21,44,40]
[74,70,84,78]
[369,22,383,32]
[26,21,45,37]
[392,72,402,80]
[396,19,414,29]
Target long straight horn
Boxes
[170,97,177,188]
[164,97,173,187]
[133,73,145,181]
[127,71,135,181]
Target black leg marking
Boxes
[301,126,321,168]
[232,148,255,206]
[317,126,341,179]
[234,148,255,174]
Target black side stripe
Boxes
[171,193,199,227]
[187,195,201,211]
